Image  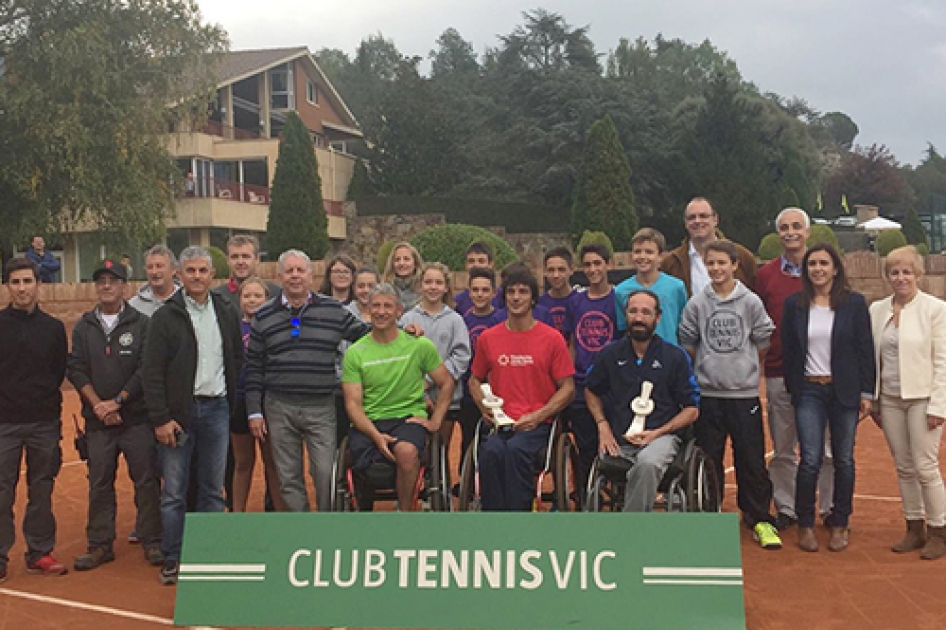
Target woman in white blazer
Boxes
[869,245,946,560]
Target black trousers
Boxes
[86,422,161,549]
[0,421,61,566]
[695,396,775,527]
[564,401,598,501]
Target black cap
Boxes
[92,259,128,282]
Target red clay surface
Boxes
[0,390,943,629]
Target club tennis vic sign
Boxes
[175,513,745,629]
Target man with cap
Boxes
[68,260,161,571]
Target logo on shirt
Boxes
[119,332,134,347]
[497,354,534,367]
[575,311,614,353]
[651,359,662,369]
[704,309,745,354]
[549,306,568,332]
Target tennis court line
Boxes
[0,587,172,625]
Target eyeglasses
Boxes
[330,269,352,276]
[290,317,301,338]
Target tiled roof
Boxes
[215,47,309,85]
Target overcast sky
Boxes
[196,0,945,166]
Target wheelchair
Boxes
[584,430,720,513]
[456,417,581,512]
[331,430,450,512]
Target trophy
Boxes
[480,383,515,428]
[624,381,655,440]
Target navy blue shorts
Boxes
[348,418,428,471]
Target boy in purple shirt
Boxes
[566,244,618,496]
[458,268,506,459]
[454,242,503,316]
[537,246,575,338]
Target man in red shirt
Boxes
[756,207,833,530]
[469,265,575,511]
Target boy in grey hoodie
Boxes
[679,240,781,549]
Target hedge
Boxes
[356,196,569,234]
[410,224,518,271]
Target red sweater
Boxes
[756,257,802,378]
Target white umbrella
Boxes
[858,217,902,230]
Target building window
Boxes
[270,64,293,110]
[306,80,318,105]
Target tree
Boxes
[825,143,914,216]
[266,113,328,260]
[0,0,227,252]
[571,115,637,250]
[430,28,480,79]
[901,207,929,247]
[814,112,859,151]
[497,9,599,75]
[366,59,465,195]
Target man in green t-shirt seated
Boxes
[342,283,455,510]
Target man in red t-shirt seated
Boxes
[469,264,575,511]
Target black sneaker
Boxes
[159,558,179,586]
[774,512,797,531]
[74,547,115,571]
[127,530,140,544]
[0,564,6,584]
[144,546,165,567]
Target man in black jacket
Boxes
[143,247,243,585]
[0,257,68,581]
[68,260,162,571]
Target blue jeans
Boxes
[794,382,858,528]
[479,423,551,511]
[158,397,230,560]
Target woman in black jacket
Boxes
[782,244,875,553]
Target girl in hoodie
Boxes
[399,262,472,482]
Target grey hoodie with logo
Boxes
[678,280,774,398]
[128,280,182,317]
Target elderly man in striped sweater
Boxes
[245,249,370,512]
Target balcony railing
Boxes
[181,177,270,205]
[201,120,261,141]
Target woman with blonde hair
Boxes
[382,242,423,310]
[869,245,946,560]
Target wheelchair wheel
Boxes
[685,446,721,513]
[332,435,356,512]
[426,433,449,512]
[584,458,603,511]
[553,431,581,512]
[457,442,481,512]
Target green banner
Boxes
[175,513,745,629]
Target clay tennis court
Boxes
[0,389,943,629]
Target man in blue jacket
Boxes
[25,236,61,284]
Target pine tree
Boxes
[901,207,929,248]
[571,115,638,250]
[266,112,328,260]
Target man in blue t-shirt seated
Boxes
[584,290,700,511]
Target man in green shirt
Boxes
[342,283,455,510]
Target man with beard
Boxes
[584,290,700,512]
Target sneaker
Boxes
[774,512,797,531]
[144,547,165,566]
[0,564,6,584]
[128,530,140,544]
[828,526,849,552]
[74,547,115,571]
[753,522,783,550]
[26,554,68,576]
[159,558,179,586]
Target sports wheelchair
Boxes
[331,430,450,512]
[584,430,720,513]
[457,417,581,512]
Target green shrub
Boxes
[876,229,908,256]
[376,241,395,272]
[207,245,230,279]
[410,224,517,271]
[807,224,839,250]
[916,242,930,256]
[576,230,614,255]
[356,196,569,234]
[757,233,782,261]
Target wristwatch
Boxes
[114,394,124,406]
